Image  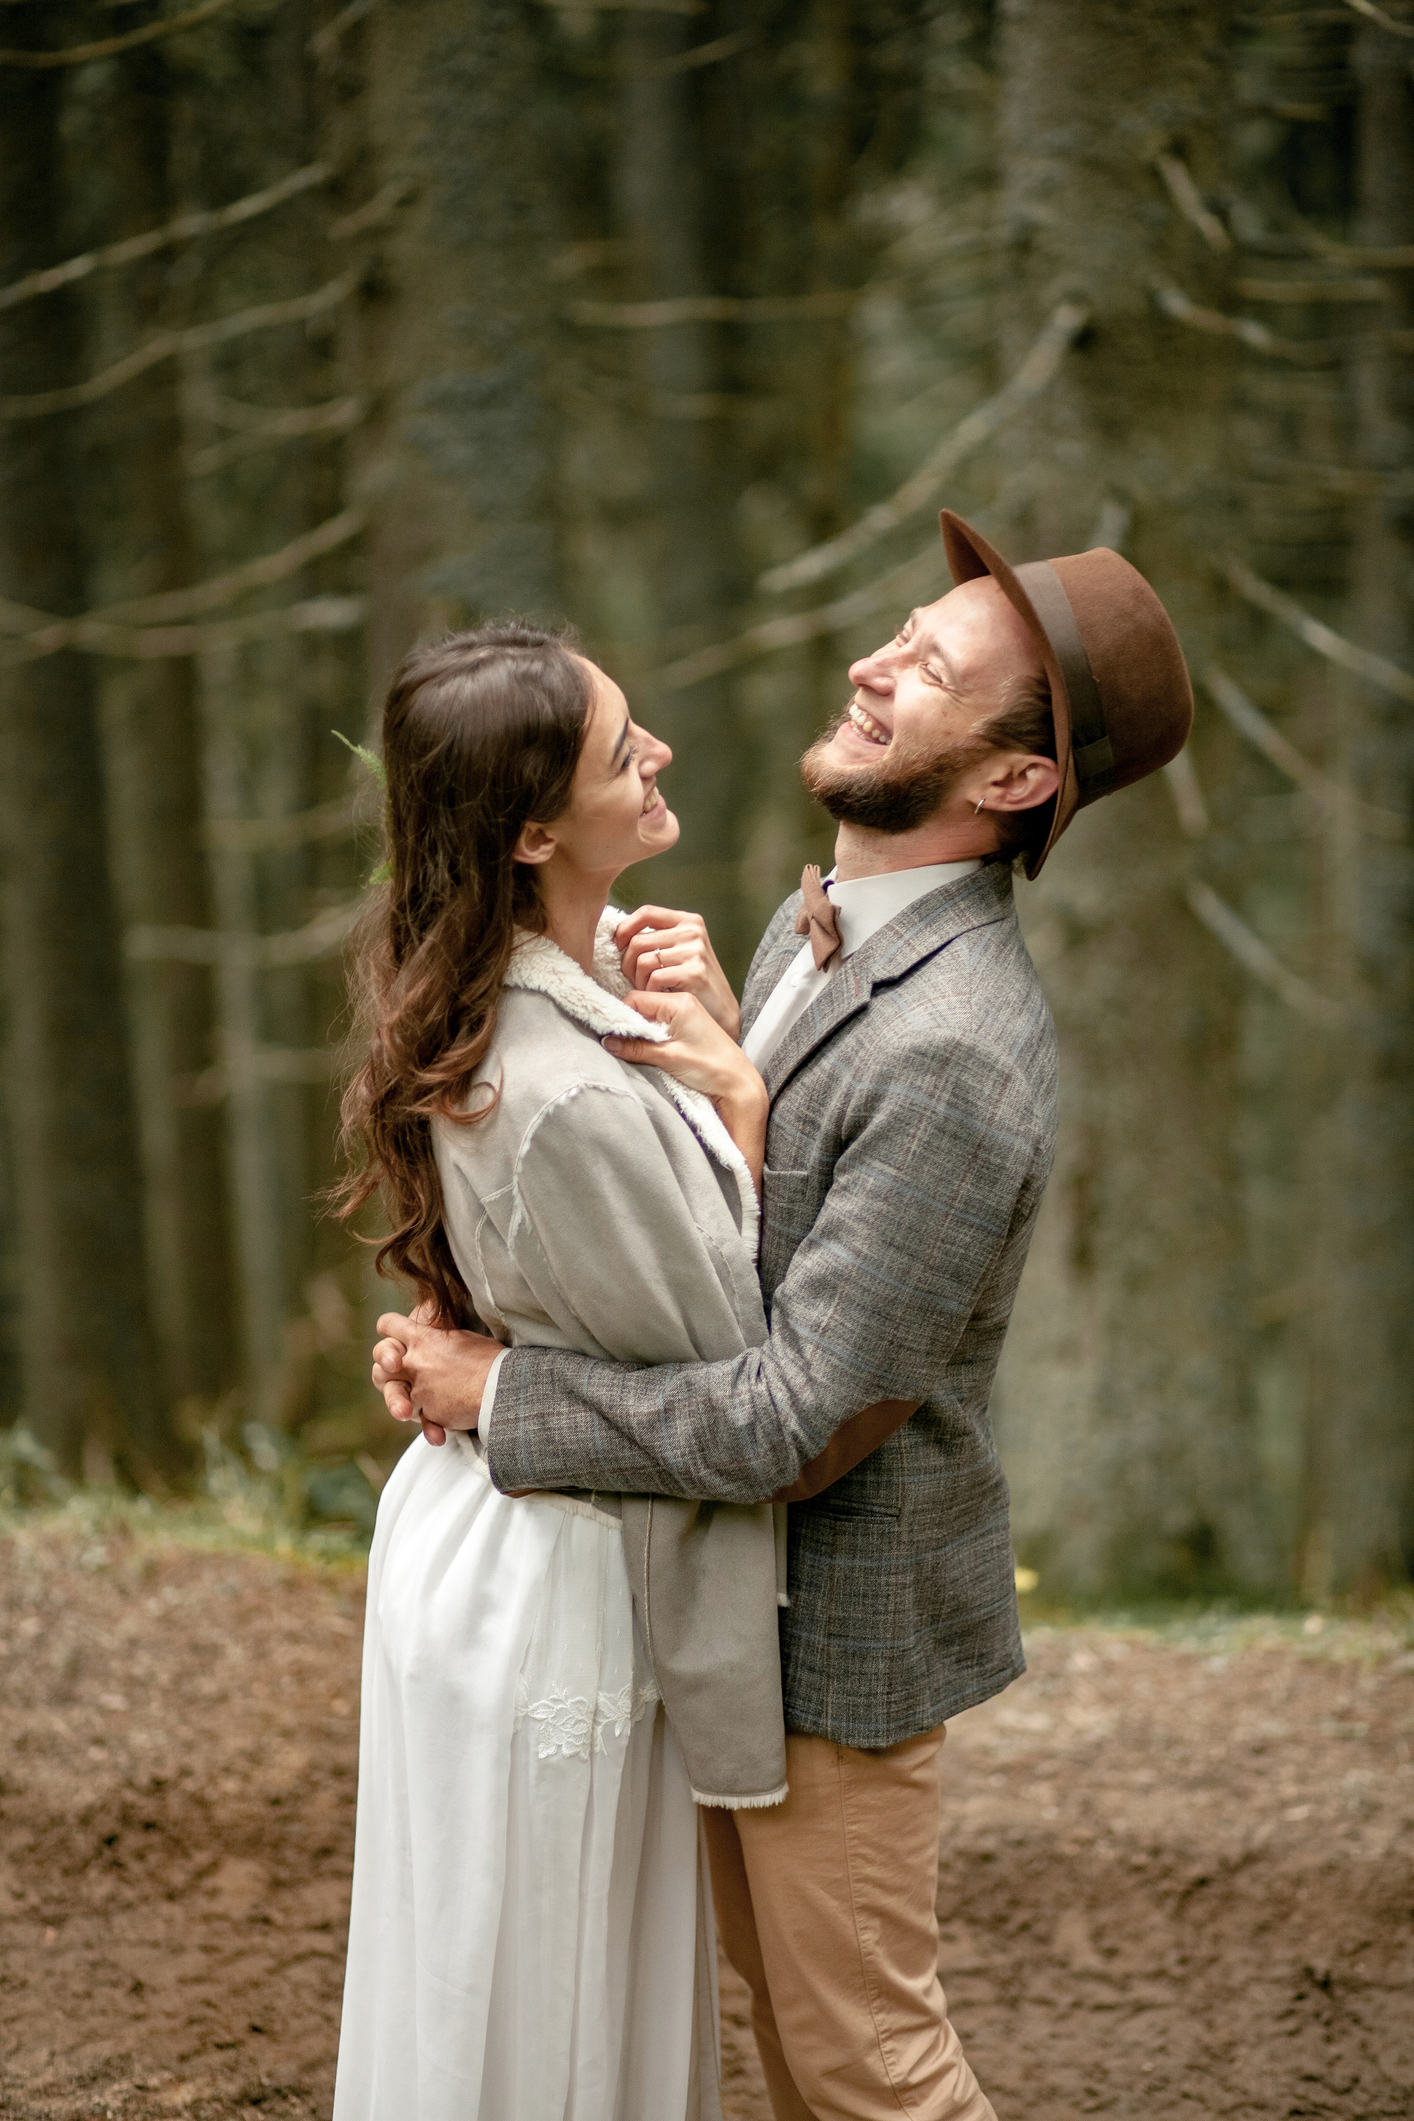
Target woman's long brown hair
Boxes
[334,622,593,1320]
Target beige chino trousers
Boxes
[703,1726,995,2121]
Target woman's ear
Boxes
[513,821,557,867]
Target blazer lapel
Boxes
[759,864,1015,1101]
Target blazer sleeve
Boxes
[493,1080,752,1368]
[485,1032,1047,1504]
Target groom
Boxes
[370,510,1193,2119]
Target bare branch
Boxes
[1245,450,1414,498]
[1163,750,1211,839]
[1152,280,1312,359]
[1233,275,1389,302]
[0,0,247,68]
[533,1,706,12]
[328,178,412,241]
[204,795,364,853]
[758,299,1089,597]
[634,26,755,73]
[1342,0,1414,37]
[1,510,364,657]
[127,898,363,971]
[1223,560,1414,706]
[2,596,365,666]
[1202,666,1406,838]
[658,546,946,692]
[1295,225,1414,269]
[187,1044,341,1106]
[309,0,383,60]
[1155,154,1232,254]
[0,164,331,313]
[0,270,359,421]
[1186,882,1342,1026]
[187,394,367,475]
[570,289,856,328]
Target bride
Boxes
[331,622,786,2121]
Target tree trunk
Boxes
[176,0,356,1421]
[1304,23,1414,1593]
[83,46,236,1416]
[0,42,169,1481]
[988,0,1275,1595]
[357,0,568,684]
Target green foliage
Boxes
[333,729,392,886]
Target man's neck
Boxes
[832,815,996,883]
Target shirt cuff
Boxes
[479,1346,509,1444]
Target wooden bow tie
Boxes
[795,864,842,970]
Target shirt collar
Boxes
[825,860,981,962]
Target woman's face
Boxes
[541,660,679,881]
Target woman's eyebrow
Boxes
[611,715,631,762]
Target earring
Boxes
[974,796,986,815]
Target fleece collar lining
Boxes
[504,910,760,1254]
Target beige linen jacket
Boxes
[432,912,788,1809]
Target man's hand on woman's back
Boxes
[615,906,741,1040]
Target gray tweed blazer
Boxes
[485,861,1059,1747]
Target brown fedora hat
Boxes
[939,508,1194,878]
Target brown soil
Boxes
[1,1520,1411,2120]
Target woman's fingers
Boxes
[602,1034,667,1064]
[615,912,739,1034]
[622,924,699,988]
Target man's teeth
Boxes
[847,702,889,746]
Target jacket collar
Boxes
[759,862,1016,1100]
[503,910,759,1251]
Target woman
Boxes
[332,622,785,2121]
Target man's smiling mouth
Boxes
[847,700,890,747]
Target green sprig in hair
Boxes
[332,729,393,886]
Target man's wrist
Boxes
[480,1346,509,1440]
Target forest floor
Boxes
[0,1513,1411,2121]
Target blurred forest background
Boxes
[0,0,1410,1601]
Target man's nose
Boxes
[848,649,895,692]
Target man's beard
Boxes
[799,715,985,834]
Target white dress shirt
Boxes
[741,859,981,1071]
[481,858,978,1438]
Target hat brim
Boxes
[939,508,1078,880]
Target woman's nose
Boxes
[642,729,672,771]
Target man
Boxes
[370,510,1193,2119]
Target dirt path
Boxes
[1,1519,1411,2119]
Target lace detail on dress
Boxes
[513,1674,660,1762]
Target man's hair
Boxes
[978,668,1055,867]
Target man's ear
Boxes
[513,821,557,866]
[983,753,1061,813]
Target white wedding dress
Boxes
[333,1431,711,2121]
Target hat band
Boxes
[1014,560,1114,804]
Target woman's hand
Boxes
[615,906,741,1039]
[603,990,767,1192]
